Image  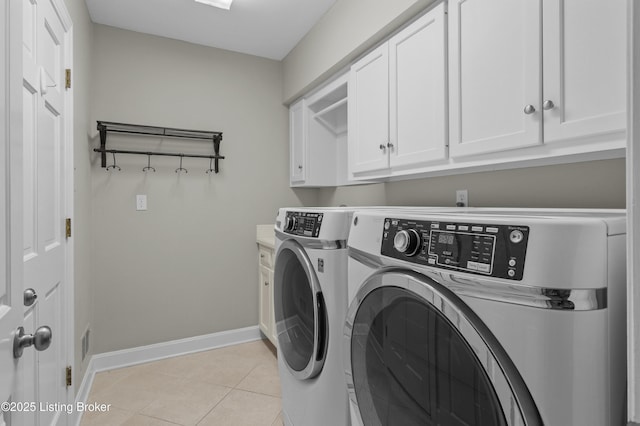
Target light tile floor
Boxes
[80,340,283,426]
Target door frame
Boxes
[627,1,639,423]
[51,0,75,414]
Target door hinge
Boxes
[65,218,71,238]
[66,366,72,387]
[65,69,71,89]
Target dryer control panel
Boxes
[283,211,323,237]
[381,218,529,280]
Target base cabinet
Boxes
[258,244,277,347]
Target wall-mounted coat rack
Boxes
[95,121,224,173]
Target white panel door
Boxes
[258,266,271,337]
[542,0,626,144]
[289,100,306,184]
[348,43,390,174]
[1,0,24,424]
[389,3,447,170]
[21,0,70,424]
[449,0,542,158]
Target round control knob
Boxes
[510,230,524,244]
[393,229,421,256]
[284,216,297,232]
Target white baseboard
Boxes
[74,325,262,426]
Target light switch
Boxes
[136,194,147,211]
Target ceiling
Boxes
[85,0,337,61]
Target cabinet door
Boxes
[289,99,306,183]
[348,43,390,174]
[449,0,542,158]
[269,269,277,347]
[389,3,447,169]
[259,265,271,338]
[542,0,626,144]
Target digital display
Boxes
[438,233,454,245]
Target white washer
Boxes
[345,209,626,426]
[274,207,452,426]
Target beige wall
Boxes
[282,0,435,103]
[62,0,94,391]
[318,159,626,208]
[90,25,317,353]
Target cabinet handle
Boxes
[542,100,555,110]
[264,281,269,286]
[387,142,394,150]
[523,105,536,115]
[379,144,386,152]
[297,165,303,170]
[260,254,265,258]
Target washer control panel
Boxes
[283,211,323,237]
[381,218,529,280]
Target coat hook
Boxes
[106,152,121,171]
[175,154,188,174]
[143,153,156,172]
[206,157,215,174]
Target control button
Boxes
[384,221,390,230]
[476,263,491,273]
[285,215,297,232]
[445,259,451,265]
[431,223,440,229]
[393,229,421,256]
[472,226,483,232]
[458,225,469,231]
[510,230,524,244]
[508,259,517,267]
[486,227,499,233]
[428,258,436,265]
[508,269,516,278]
[466,261,478,270]
[446,225,456,230]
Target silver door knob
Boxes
[24,288,38,307]
[523,105,536,115]
[14,326,52,358]
[542,100,555,110]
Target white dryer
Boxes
[345,209,626,426]
[274,207,363,426]
[274,206,451,426]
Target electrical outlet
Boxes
[456,190,468,207]
[136,194,147,211]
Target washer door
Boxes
[274,239,328,380]
[344,269,542,426]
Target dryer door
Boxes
[274,239,328,380]
[344,269,542,426]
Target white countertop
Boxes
[256,224,275,249]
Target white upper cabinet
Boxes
[449,0,626,158]
[448,0,543,158]
[289,99,306,184]
[348,43,390,174]
[389,3,448,169]
[542,0,626,144]
[289,73,352,187]
[349,3,447,177]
